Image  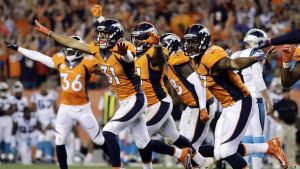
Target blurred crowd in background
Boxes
[1,0,300,88]
[1,0,300,168]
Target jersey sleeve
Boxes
[84,55,99,72]
[168,51,190,66]
[294,47,300,62]
[197,46,227,75]
[202,46,227,69]
[52,53,65,69]
[125,41,136,55]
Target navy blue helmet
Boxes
[182,24,211,58]
[131,22,158,55]
[160,33,181,55]
[94,19,124,49]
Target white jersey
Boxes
[13,96,28,112]
[31,90,57,129]
[230,48,266,98]
[14,112,40,143]
[0,94,14,113]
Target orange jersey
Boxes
[135,47,169,106]
[196,45,249,108]
[167,50,198,107]
[89,41,141,100]
[52,53,97,105]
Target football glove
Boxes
[91,4,103,17]
[143,32,160,45]
[5,41,19,51]
[34,20,52,36]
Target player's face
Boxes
[24,108,31,119]
[94,30,112,49]
[15,92,22,99]
[182,38,201,58]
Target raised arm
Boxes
[144,32,166,71]
[5,42,55,68]
[34,20,91,54]
[214,47,275,72]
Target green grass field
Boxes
[0,164,177,169]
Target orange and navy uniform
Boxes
[167,50,199,108]
[52,53,97,105]
[89,41,142,100]
[196,45,250,108]
[135,47,169,106]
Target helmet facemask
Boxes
[182,37,207,58]
[131,31,151,56]
[94,30,117,49]
[63,47,83,65]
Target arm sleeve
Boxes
[186,72,207,109]
[18,47,55,68]
[271,29,300,45]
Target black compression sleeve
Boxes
[271,29,300,45]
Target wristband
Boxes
[282,62,291,68]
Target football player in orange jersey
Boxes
[160,33,216,151]
[182,24,288,169]
[5,36,107,169]
[33,16,193,169]
[131,22,212,168]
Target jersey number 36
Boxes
[60,73,83,92]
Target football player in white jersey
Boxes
[0,82,15,163]
[31,82,58,163]
[230,29,273,169]
[11,81,28,113]
[11,107,43,164]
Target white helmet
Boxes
[63,36,84,64]
[244,29,268,48]
[12,81,24,93]
[0,82,8,97]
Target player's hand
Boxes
[5,41,19,51]
[282,45,296,63]
[111,42,128,55]
[34,20,52,36]
[199,108,209,122]
[254,39,271,50]
[91,4,103,17]
[143,32,160,45]
[257,46,276,62]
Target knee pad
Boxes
[134,137,150,149]
[214,144,236,160]
[55,133,66,146]
[92,134,105,146]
